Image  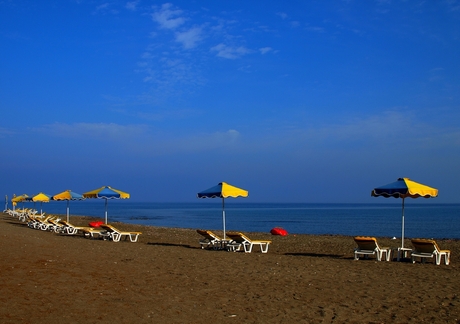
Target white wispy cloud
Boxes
[276,12,288,19]
[35,122,149,140]
[211,43,252,59]
[14,110,460,160]
[138,3,276,97]
[152,3,186,30]
[306,26,326,33]
[30,123,242,155]
[135,108,199,121]
[96,3,109,11]
[125,1,139,11]
[238,109,460,160]
[447,1,460,12]
[287,110,460,153]
[175,27,203,49]
[93,3,119,15]
[259,47,273,54]
[277,12,300,27]
[154,129,241,154]
[0,127,16,138]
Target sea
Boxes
[11,201,460,239]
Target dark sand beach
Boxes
[1,212,459,323]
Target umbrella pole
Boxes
[105,198,108,224]
[401,198,405,249]
[66,200,70,223]
[222,198,226,240]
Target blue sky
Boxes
[1,0,459,203]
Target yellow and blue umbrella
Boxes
[83,186,130,224]
[197,182,248,239]
[52,190,85,222]
[371,177,438,248]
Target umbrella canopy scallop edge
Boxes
[83,186,130,224]
[371,177,438,248]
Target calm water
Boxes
[14,201,460,239]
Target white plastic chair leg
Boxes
[129,234,139,242]
[259,243,270,253]
[243,243,253,253]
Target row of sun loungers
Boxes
[353,236,451,265]
[5,208,45,222]
[197,229,272,253]
[5,208,142,243]
[58,220,142,242]
[4,209,451,261]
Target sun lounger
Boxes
[196,229,229,249]
[4,208,15,216]
[47,217,65,233]
[33,215,62,232]
[28,215,56,231]
[15,208,31,219]
[353,237,392,261]
[226,232,272,253]
[18,209,40,222]
[59,220,106,239]
[27,214,46,229]
[99,224,142,242]
[411,239,451,265]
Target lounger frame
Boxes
[99,224,142,242]
[196,230,227,250]
[411,239,451,265]
[226,232,271,253]
[353,237,392,261]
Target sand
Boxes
[1,212,459,323]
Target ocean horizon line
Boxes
[10,201,459,239]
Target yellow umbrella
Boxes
[12,194,30,203]
[32,192,52,214]
[11,194,32,211]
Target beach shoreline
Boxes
[15,201,460,239]
[1,212,460,323]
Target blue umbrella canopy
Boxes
[83,186,130,224]
[371,177,438,199]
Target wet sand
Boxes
[1,212,459,323]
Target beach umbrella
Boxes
[52,190,85,222]
[32,192,52,214]
[83,186,130,224]
[197,182,248,239]
[12,194,31,203]
[12,194,32,210]
[371,177,438,249]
